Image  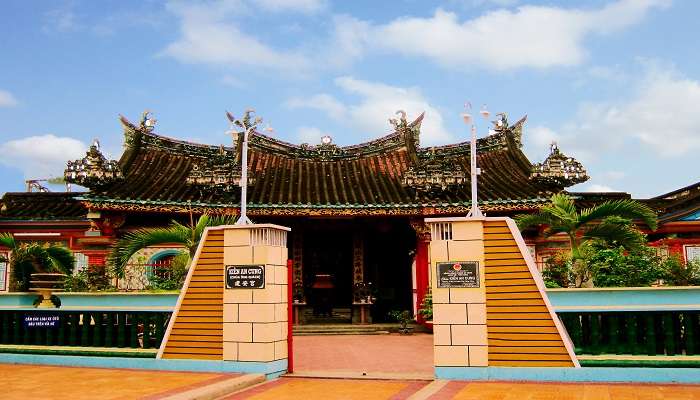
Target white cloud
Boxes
[296,126,326,144]
[160,1,310,73]
[334,77,451,144]
[543,64,700,159]
[288,77,451,145]
[286,94,347,120]
[252,0,326,14]
[582,184,618,192]
[366,1,668,70]
[0,90,18,107]
[324,15,371,68]
[0,135,86,179]
[161,0,665,75]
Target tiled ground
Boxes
[0,364,237,400]
[430,381,700,400]
[223,377,429,399]
[293,333,433,376]
[228,378,700,400]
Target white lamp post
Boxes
[227,109,263,226]
[461,103,490,219]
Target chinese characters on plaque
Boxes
[226,265,265,289]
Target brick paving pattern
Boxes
[224,377,429,399]
[430,381,700,400]
[0,364,236,400]
[226,378,700,399]
[293,333,434,375]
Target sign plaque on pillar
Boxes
[436,261,480,288]
[226,264,265,289]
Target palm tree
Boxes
[516,193,658,259]
[0,233,75,291]
[108,214,236,277]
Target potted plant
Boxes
[389,310,414,335]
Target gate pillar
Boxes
[158,224,290,378]
[425,217,579,378]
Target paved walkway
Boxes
[223,377,429,399]
[293,333,433,378]
[227,378,700,400]
[0,364,243,400]
[1,363,699,399]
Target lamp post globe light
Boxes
[461,103,490,219]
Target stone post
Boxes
[222,224,290,375]
[426,218,488,368]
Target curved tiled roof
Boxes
[0,192,87,220]
[76,114,559,216]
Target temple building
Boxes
[1,111,698,322]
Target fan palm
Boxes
[516,193,658,258]
[108,214,236,277]
[0,233,75,291]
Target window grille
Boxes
[74,252,89,274]
[250,228,287,247]
[430,222,453,241]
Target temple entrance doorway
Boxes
[296,218,416,325]
[287,218,433,378]
[303,227,353,323]
[363,220,415,323]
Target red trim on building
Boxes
[415,237,429,324]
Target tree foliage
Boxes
[589,246,666,287]
[516,193,657,258]
[0,233,75,291]
[108,214,236,277]
[663,256,700,286]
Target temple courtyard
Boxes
[1,364,699,399]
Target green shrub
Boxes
[418,290,433,320]
[589,246,666,287]
[663,256,700,286]
[542,252,573,288]
[63,265,115,292]
[146,252,189,291]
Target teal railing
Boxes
[0,310,171,349]
[549,287,700,357]
[559,311,699,356]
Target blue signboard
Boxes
[23,314,60,328]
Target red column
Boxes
[415,236,430,324]
[287,258,294,373]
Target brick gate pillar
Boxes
[158,224,290,378]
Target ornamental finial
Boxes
[531,143,588,189]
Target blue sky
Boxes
[0,0,698,198]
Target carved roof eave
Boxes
[116,113,529,164]
[78,197,548,216]
[421,115,527,159]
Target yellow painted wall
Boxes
[483,220,574,367]
[161,230,224,360]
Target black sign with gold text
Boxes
[436,261,480,288]
[226,265,265,289]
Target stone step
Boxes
[293,323,402,335]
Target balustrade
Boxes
[0,310,170,349]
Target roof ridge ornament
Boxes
[64,139,122,189]
[401,108,468,198]
[530,141,589,190]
